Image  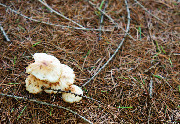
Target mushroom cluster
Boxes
[25,53,83,103]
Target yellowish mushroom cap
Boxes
[62,85,83,103]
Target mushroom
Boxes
[62,85,83,103]
[33,53,60,64]
[25,74,49,94]
[25,53,83,103]
[43,64,75,94]
[26,53,75,93]
[26,53,62,83]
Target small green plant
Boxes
[165,105,167,115]
[153,74,162,79]
[101,90,108,93]
[11,108,14,113]
[8,82,19,85]
[83,87,87,92]
[143,79,145,85]
[99,0,105,10]
[155,40,161,53]
[153,41,173,66]
[13,56,17,65]
[160,46,166,54]
[18,25,26,31]
[50,108,53,116]
[172,2,177,5]
[83,50,91,58]
[32,41,41,47]
[95,0,105,17]
[83,87,89,96]
[17,106,27,120]
[118,76,129,79]
[169,58,173,67]
[117,106,133,109]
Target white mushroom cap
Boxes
[62,85,83,103]
[33,53,60,64]
[25,53,76,96]
[26,53,62,83]
[25,74,49,94]
[44,64,75,94]
[60,64,75,85]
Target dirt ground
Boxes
[0,0,179,123]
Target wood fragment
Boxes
[149,78,153,98]
[0,24,10,41]
[0,93,93,124]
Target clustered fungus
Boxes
[62,85,83,103]
[25,53,83,103]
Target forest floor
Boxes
[0,0,179,123]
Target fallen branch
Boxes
[0,3,112,32]
[0,93,93,124]
[0,24,10,41]
[82,0,131,87]
[133,0,169,26]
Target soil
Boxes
[0,0,179,123]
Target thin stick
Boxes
[148,106,152,124]
[0,93,93,124]
[99,0,108,41]
[133,0,169,26]
[44,88,102,104]
[82,0,131,87]
[86,0,116,24]
[0,24,10,41]
[0,3,111,32]
[37,0,85,29]
[85,0,136,41]
[149,77,153,98]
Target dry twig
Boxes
[82,0,131,87]
[149,77,153,98]
[37,0,85,29]
[85,0,136,41]
[0,3,111,32]
[0,24,10,41]
[0,93,93,124]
